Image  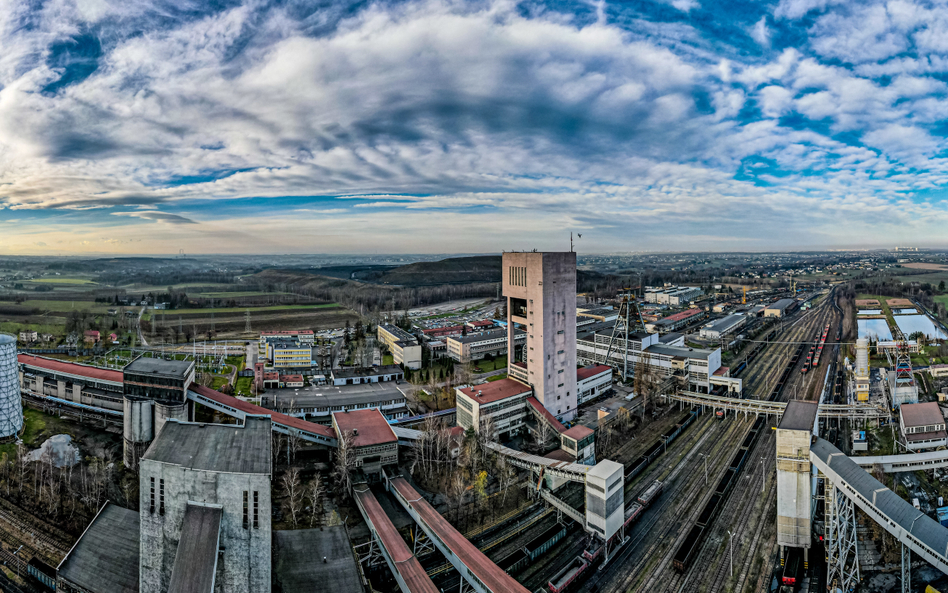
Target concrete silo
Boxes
[0,334,23,440]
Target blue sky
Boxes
[2,0,948,254]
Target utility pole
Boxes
[727,530,733,577]
[699,453,708,484]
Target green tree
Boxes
[940,280,946,292]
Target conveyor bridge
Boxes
[667,391,889,420]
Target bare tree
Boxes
[307,475,326,527]
[494,454,518,506]
[529,417,558,454]
[332,430,357,499]
[634,351,663,414]
[286,428,302,465]
[282,467,304,528]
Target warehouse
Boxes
[331,365,403,386]
[699,314,746,340]
[764,299,798,318]
[644,286,703,306]
[645,308,706,333]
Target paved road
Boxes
[137,306,149,347]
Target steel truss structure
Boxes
[824,476,859,592]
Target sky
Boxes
[3,0,948,255]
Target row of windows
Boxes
[243,491,259,529]
[149,477,165,515]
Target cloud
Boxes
[112,211,198,224]
[0,0,947,252]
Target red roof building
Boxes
[18,354,123,384]
[576,365,611,381]
[421,325,465,338]
[83,330,100,342]
[332,408,398,448]
[458,378,532,405]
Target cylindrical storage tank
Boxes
[0,334,23,441]
[154,401,187,440]
[123,396,154,468]
[855,338,870,377]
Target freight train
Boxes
[672,415,765,572]
[547,480,664,592]
[625,410,699,483]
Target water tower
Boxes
[0,334,23,440]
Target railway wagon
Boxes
[525,523,568,561]
[27,558,56,591]
[696,494,721,528]
[623,501,644,530]
[781,547,803,587]
[729,447,748,473]
[637,481,664,507]
[548,556,589,593]
[672,524,705,572]
[498,548,530,574]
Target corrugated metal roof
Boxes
[19,354,123,384]
[168,504,222,593]
[57,502,140,593]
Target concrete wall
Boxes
[775,428,812,549]
[139,460,272,593]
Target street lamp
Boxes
[13,544,22,579]
[727,530,733,578]
[760,458,765,494]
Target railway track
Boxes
[592,292,840,593]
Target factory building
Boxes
[58,417,273,593]
[456,379,533,439]
[575,329,725,393]
[122,357,196,469]
[19,354,124,411]
[899,402,947,451]
[377,324,422,370]
[764,299,798,318]
[698,314,746,340]
[644,286,703,306]
[576,307,620,323]
[503,251,578,420]
[645,308,706,333]
[331,408,399,478]
[852,338,871,402]
[445,329,525,364]
[576,365,613,404]
[330,365,403,386]
[775,400,818,562]
[0,335,22,440]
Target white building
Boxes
[644,286,703,306]
[899,402,947,451]
[577,365,613,404]
[699,314,746,340]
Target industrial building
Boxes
[122,356,196,469]
[576,307,620,323]
[852,338,870,402]
[576,365,613,404]
[0,334,22,440]
[764,298,798,318]
[698,314,746,340]
[645,308,706,333]
[575,329,732,394]
[899,402,947,451]
[332,408,399,478]
[775,400,818,564]
[503,251,579,421]
[456,379,533,439]
[644,286,703,306]
[377,324,423,370]
[330,365,403,386]
[445,329,525,364]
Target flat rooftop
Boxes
[168,504,222,593]
[273,527,363,593]
[449,329,523,344]
[766,298,796,311]
[18,354,124,384]
[703,314,745,332]
[379,324,417,342]
[124,356,194,379]
[268,382,406,409]
[901,402,945,428]
[779,400,819,431]
[57,502,140,593]
[332,365,402,379]
[577,365,611,381]
[459,378,532,405]
[332,408,397,448]
[142,416,271,475]
[645,344,714,360]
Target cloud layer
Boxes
[2,0,948,253]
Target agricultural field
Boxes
[154,303,339,316]
[18,300,113,313]
[29,277,97,285]
[896,271,948,285]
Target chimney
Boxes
[353,428,359,436]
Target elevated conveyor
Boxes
[668,391,889,420]
[352,483,440,593]
[388,476,531,593]
[849,448,948,473]
[811,437,948,574]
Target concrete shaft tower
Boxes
[0,334,23,440]
[502,252,578,422]
[853,338,870,402]
[776,400,819,559]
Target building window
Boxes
[150,477,155,514]
[159,478,165,516]
[243,491,249,529]
[253,491,259,528]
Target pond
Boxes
[858,309,882,315]
[858,319,893,340]
[893,315,947,340]
[893,308,918,315]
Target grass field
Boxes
[191,291,287,298]
[486,372,508,382]
[897,272,948,285]
[0,320,66,335]
[30,278,96,285]
[19,300,112,313]
[472,357,505,372]
[935,295,948,308]
[382,354,394,365]
[235,376,253,395]
[150,303,339,316]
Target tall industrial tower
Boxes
[853,338,870,403]
[0,334,23,440]
[502,252,578,422]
